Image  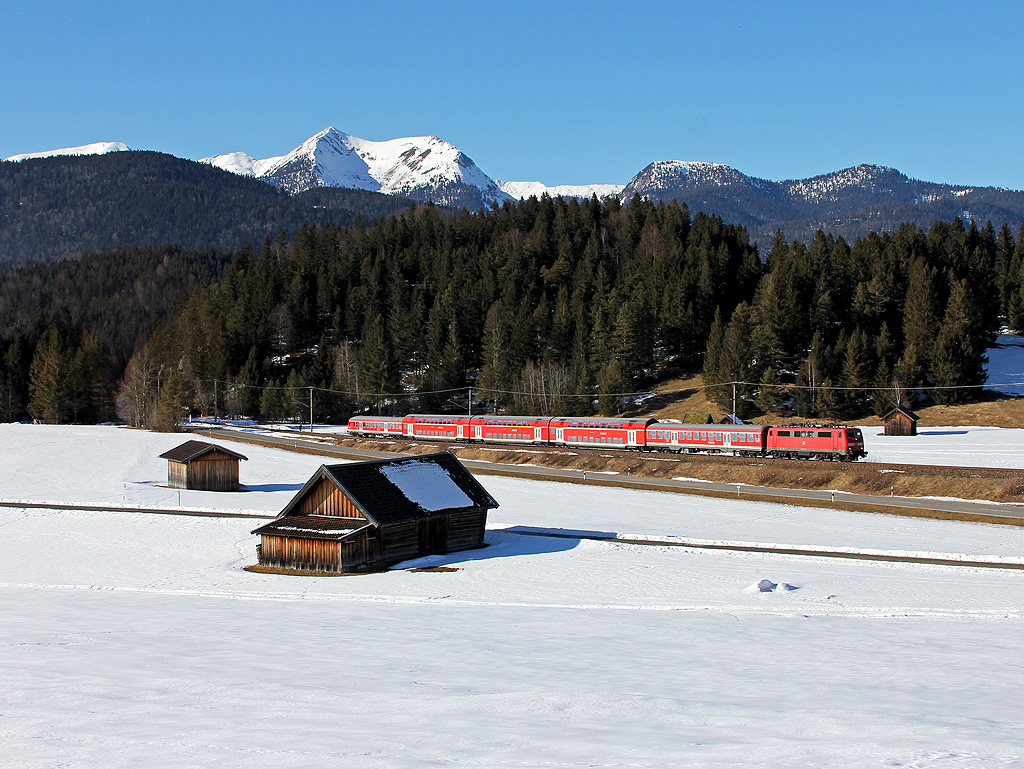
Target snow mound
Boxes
[744,579,799,593]
[985,333,1024,396]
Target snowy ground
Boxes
[2,425,1024,768]
[987,332,1024,397]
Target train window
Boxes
[778,430,791,437]
[715,433,722,441]
[818,431,832,438]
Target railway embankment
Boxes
[334,436,1024,505]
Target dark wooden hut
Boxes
[883,406,920,436]
[252,452,498,574]
[159,440,248,491]
[684,413,716,424]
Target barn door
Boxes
[418,516,449,554]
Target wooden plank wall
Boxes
[259,535,342,572]
[295,479,366,518]
[339,532,382,571]
[381,521,420,563]
[167,461,188,489]
[185,453,240,491]
[447,510,487,552]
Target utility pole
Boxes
[214,379,218,424]
[309,386,314,432]
[732,382,737,421]
[468,386,473,418]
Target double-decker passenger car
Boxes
[346,416,405,437]
[475,416,553,444]
[403,414,473,441]
[548,417,653,449]
[645,424,769,455]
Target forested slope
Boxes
[5,194,1022,427]
[0,152,412,268]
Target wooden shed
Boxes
[159,440,248,491]
[252,452,499,574]
[684,413,715,424]
[883,406,920,436]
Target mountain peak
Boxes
[250,128,509,207]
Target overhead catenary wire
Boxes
[199,377,1024,401]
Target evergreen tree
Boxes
[597,359,627,417]
[816,377,840,420]
[360,314,398,412]
[896,258,939,387]
[28,327,72,423]
[702,308,729,407]
[839,328,873,416]
[754,366,785,415]
[70,330,116,423]
[476,300,513,407]
[931,279,987,404]
[154,367,191,431]
[259,379,290,423]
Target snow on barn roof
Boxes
[379,460,475,512]
[273,452,498,527]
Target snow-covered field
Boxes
[3,425,1024,768]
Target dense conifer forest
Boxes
[0,151,412,269]
[2,193,1020,428]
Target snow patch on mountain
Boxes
[498,180,625,200]
[199,151,282,177]
[4,142,130,162]
[784,164,904,202]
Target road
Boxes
[190,427,1024,527]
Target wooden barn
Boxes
[252,452,499,574]
[883,406,920,436]
[159,440,248,491]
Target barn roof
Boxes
[271,451,498,528]
[158,440,248,463]
[252,515,370,541]
[884,406,921,421]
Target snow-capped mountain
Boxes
[8,128,1022,254]
[497,180,625,200]
[4,141,130,162]
[203,127,512,209]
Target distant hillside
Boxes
[0,151,412,269]
[0,244,233,360]
[622,161,1024,244]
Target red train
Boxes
[347,415,867,461]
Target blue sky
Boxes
[3,0,1023,189]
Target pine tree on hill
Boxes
[28,327,72,424]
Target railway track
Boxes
[337,433,1024,480]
